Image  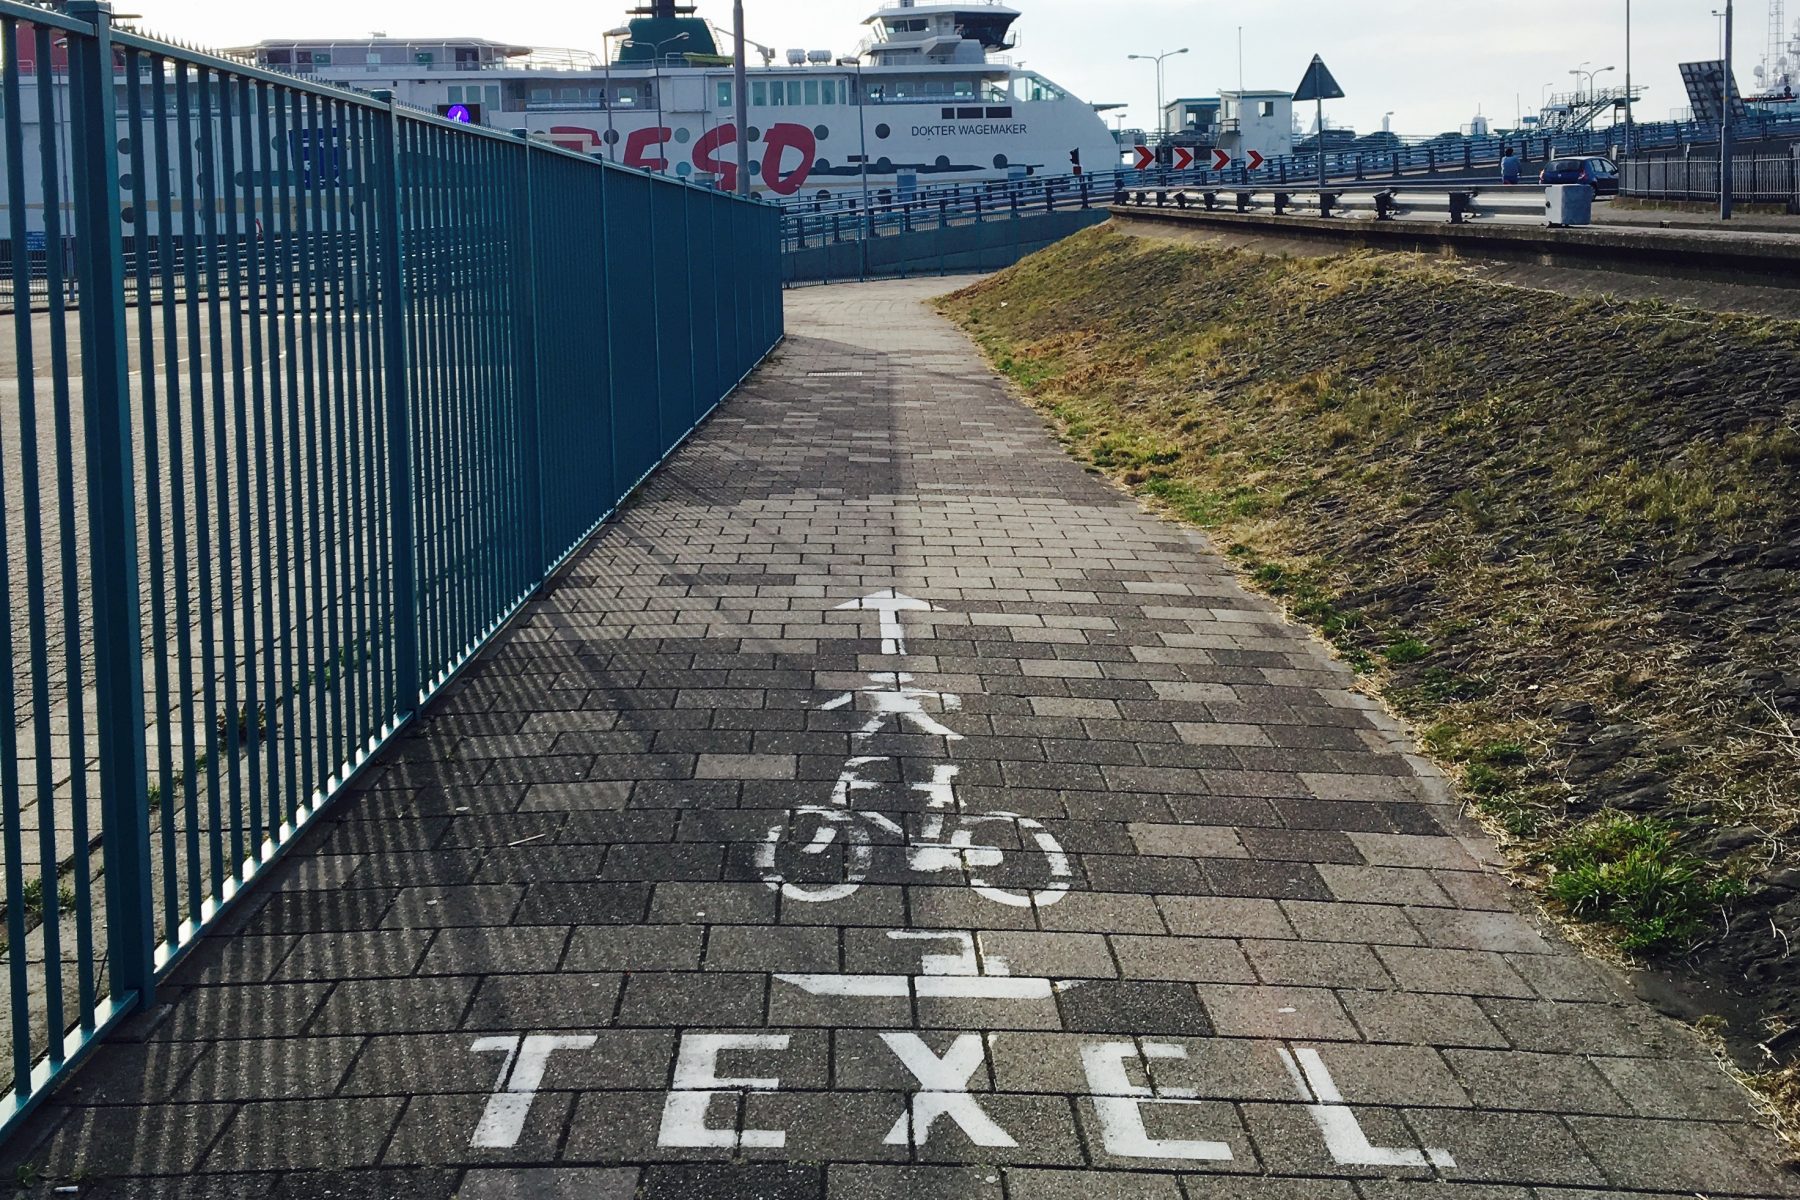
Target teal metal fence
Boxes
[0,0,781,1137]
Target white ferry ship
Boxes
[234,0,1122,199]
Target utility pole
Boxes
[733,0,750,196]
[1722,0,1735,219]
[1624,0,1633,156]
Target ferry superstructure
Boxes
[234,0,1122,200]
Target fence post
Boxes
[66,0,153,1009]
[370,92,421,718]
[510,131,545,583]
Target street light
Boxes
[1571,64,1615,101]
[602,25,630,162]
[1128,47,1188,144]
[836,56,872,280]
[1721,0,1734,219]
[1624,0,1634,155]
[624,32,690,171]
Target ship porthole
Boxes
[603,129,620,145]
[747,126,761,142]
[813,124,829,139]
[992,153,1009,168]
[875,157,893,172]
[676,161,692,176]
[935,155,950,169]
[674,127,691,144]
[874,123,891,139]
[814,159,832,171]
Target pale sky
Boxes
[134,1,1781,137]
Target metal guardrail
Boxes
[0,0,782,1139]
[1112,185,1550,226]
[781,112,1800,247]
[1623,153,1800,209]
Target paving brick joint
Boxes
[9,278,1798,1198]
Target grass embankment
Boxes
[939,225,1800,1117]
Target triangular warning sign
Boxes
[1293,55,1346,103]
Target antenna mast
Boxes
[1769,0,1789,88]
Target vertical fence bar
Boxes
[0,14,38,1096]
[371,94,419,718]
[511,134,545,583]
[66,0,154,1005]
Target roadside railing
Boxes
[1623,152,1800,210]
[1112,184,1550,226]
[783,111,1800,251]
[0,0,782,1141]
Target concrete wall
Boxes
[783,209,1110,284]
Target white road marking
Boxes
[879,1032,1016,1148]
[1280,1047,1456,1169]
[833,588,938,656]
[1080,1041,1233,1161]
[469,1034,596,1149]
[658,1033,792,1150]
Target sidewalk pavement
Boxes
[8,277,1797,1199]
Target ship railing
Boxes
[0,0,784,1146]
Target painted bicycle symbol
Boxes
[759,591,1072,909]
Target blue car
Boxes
[1539,156,1619,196]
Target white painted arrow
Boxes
[834,589,938,656]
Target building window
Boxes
[486,86,500,109]
[1260,101,1276,118]
[447,85,462,103]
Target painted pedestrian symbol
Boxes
[759,591,1072,907]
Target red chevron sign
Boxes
[1212,148,1232,171]
[1132,145,1155,170]
[1173,146,1195,170]
[1247,149,1266,171]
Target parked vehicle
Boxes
[1539,156,1620,196]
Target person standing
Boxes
[1501,145,1522,185]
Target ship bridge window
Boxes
[265,49,292,66]
[1020,75,1066,103]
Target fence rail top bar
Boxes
[0,0,93,36]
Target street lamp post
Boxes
[1721,0,1734,219]
[1623,0,1634,156]
[733,0,750,196]
[625,32,690,171]
[836,56,872,280]
[603,26,630,162]
[1128,47,1188,149]
[1571,64,1614,103]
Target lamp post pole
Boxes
[733,0,750,195]
[1128,48,1187,149]
[1623,0,1633,156]
[1721,0,1734,219]
[627,32,689,172]
[603,29,626,161]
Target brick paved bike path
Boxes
[10,278,1797,1198]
